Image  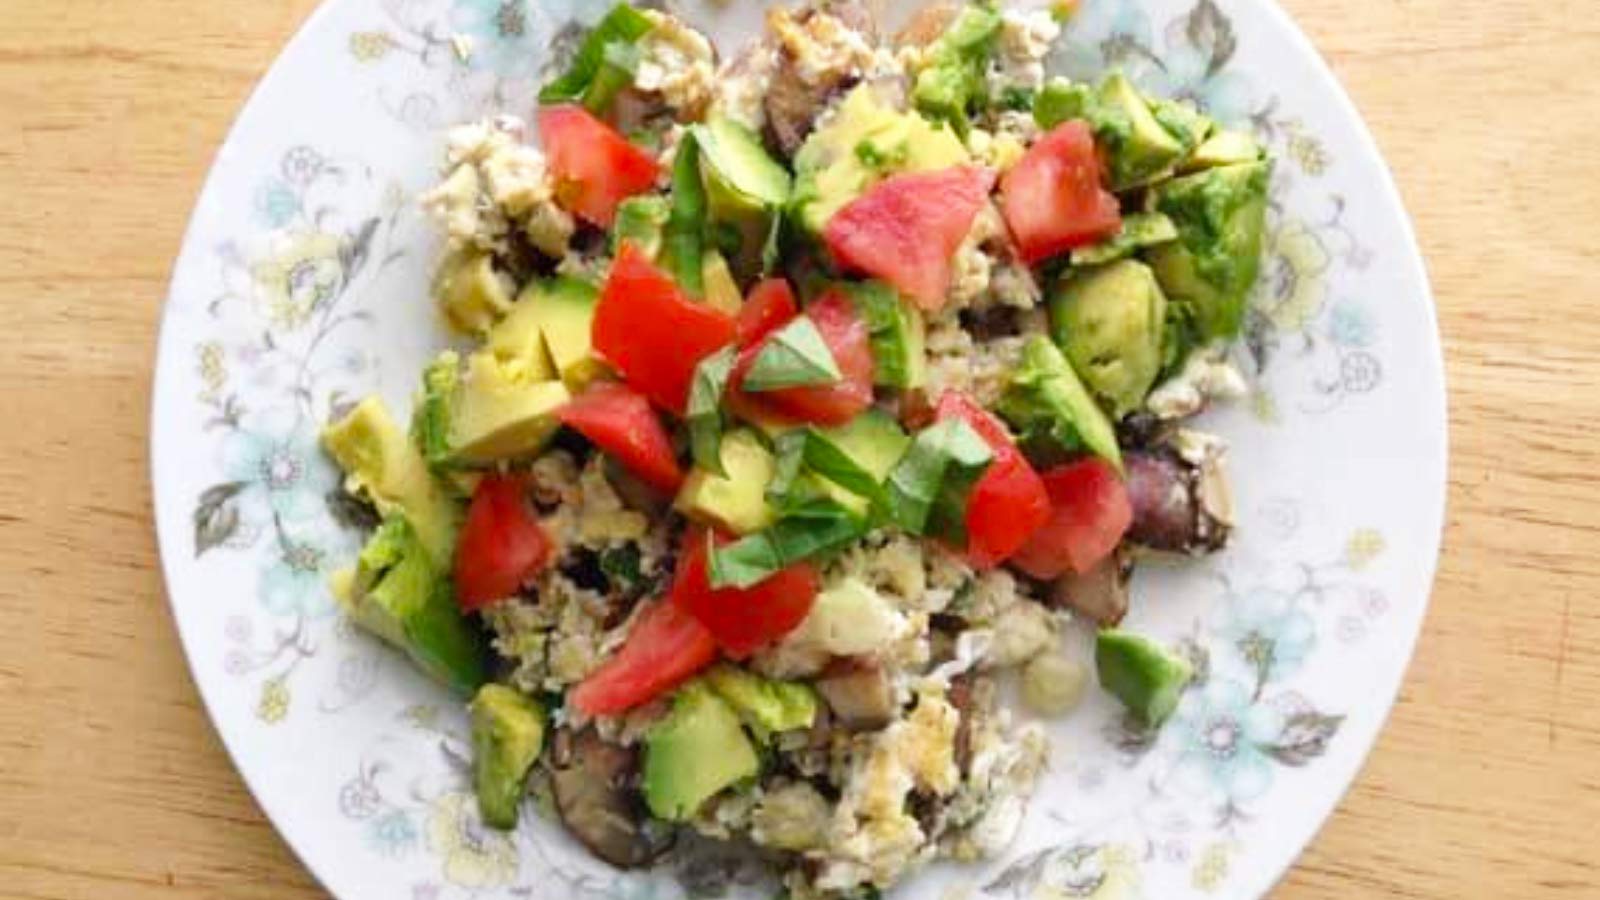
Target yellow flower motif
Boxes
[1344,528,1387,570]
[1257,220,1331,335]
[257,675,289,724]
[1033,844,1141,900]
[426,792,518,889]
[250,231,345,329]
[1289,131,1329,177]
[1191,841,1234,892]
[196,341,227,400]
[349,31,395,62]
[402,703,440,731]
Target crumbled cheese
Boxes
[769,6,882,86]
[1147,345,1249,419]
[711,45,779,132]
[984,601,1056,668]
[634,10,716,117]
[422,117,571,257]
[989,8,1061,94]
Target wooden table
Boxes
[3,0,1597,897]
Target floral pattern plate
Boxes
[150,0,1446,898]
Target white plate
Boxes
[151,1,1446,897]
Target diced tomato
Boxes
[934,392,1051,569]
[569,599,719,716]
[823,166,996,310]
[735,278,799,347]
[592,243,738,415]
[1011,458,1133,579]
[999,120,1122,264]
[729,290,875,426]
[559,382,684,494]
[454,474,554,611]
[670,532,820,659]
[538,104,660,228]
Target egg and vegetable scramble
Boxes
[319,1,1269,896]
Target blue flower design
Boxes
[1167,678,1285,804]
[1211,587,1316,684]
[259,521,346,619]
[1140,46,1257,127]
[368,809,420,857]
[253,179,301,229]
[219,407,337,524]
[1052,0,1159,83]
[1326,300,1375,348]
[449,0,540,76]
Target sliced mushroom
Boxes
[1049,547,1132,627]
[947,673,975,773]
[814,658,896,730]
[762,2,880,158]
[549,729,674,868]
[1123,440,1233,555]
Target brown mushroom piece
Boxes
[814,658,896,730]
[548,729,675,868]
[1049,546,1133,627]
[1122,443,1233,555]
[762,0,881,158]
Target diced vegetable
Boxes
[454,474,554,611]
[1095,630,1193,727]
[885,416,994,537]
[593,243,737,414]
[538,3,657,111]
[730,291,874,426]
[569,599,719,716]
[933,392,1050,568]
[662,130,707,295]
[539,104,661,228]
[742,316,843,392]
[735,278,800,347]
[470,685,546,829]
[1010,458,1133,580]
[707,495,868,590]
[559,382,685,495]
[686,346,737,475]
[671,531,820,658]
[999,120,1122,263]
[823,166,995,309]
[997,335,1121,468]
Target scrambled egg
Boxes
[634,10,716,117]
[768,6,890,86]
[420,117,574,257]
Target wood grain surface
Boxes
[2,0,1598,897]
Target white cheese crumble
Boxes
[1147,345,1249,419]
[989,8,1061,94]
[711,45,779,132]
[421,117,573,257]
[634,10,716,117]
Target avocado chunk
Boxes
[470,684,546,830]
[1181,129,1266,173]
[642,681,761,821]
[497,275,604,390]
[842,281,927,389]
[694,115,792,280]
[412,352,464,471]
[323,396,459,566]
[435,249,516,336]
[1095,629,1193,727]
[337,517,487,695]
[998,335,1122,469]
[1049,260,1168,419]
[788,577,906,658]
[911,2,1003,132]
[611,195,671,259]
[1035,73,1206,192]
[1070,212,1179,268]
[793,85,969,235]
[675,428,777,534]
[704,664,817,740]
[1147,161,1271,341]
[803,410,912,504]
[450,351,571,466]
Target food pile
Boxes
[320,1,1270,895]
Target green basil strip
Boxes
[539,3,655,106]
[742,317,842,392]
[687,346,737,475]
[661,131,707,296]
[885,418,993,538]
[764,430,812,511]
[708,498,868,590]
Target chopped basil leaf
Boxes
[742,317,842,392]
[708,498,867,589]
[539,4,656,106]
[764,430,812,511]
[885,419,993,538]
[581,40,644,113]
[687,346,737,475]
[662,131,707,296]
